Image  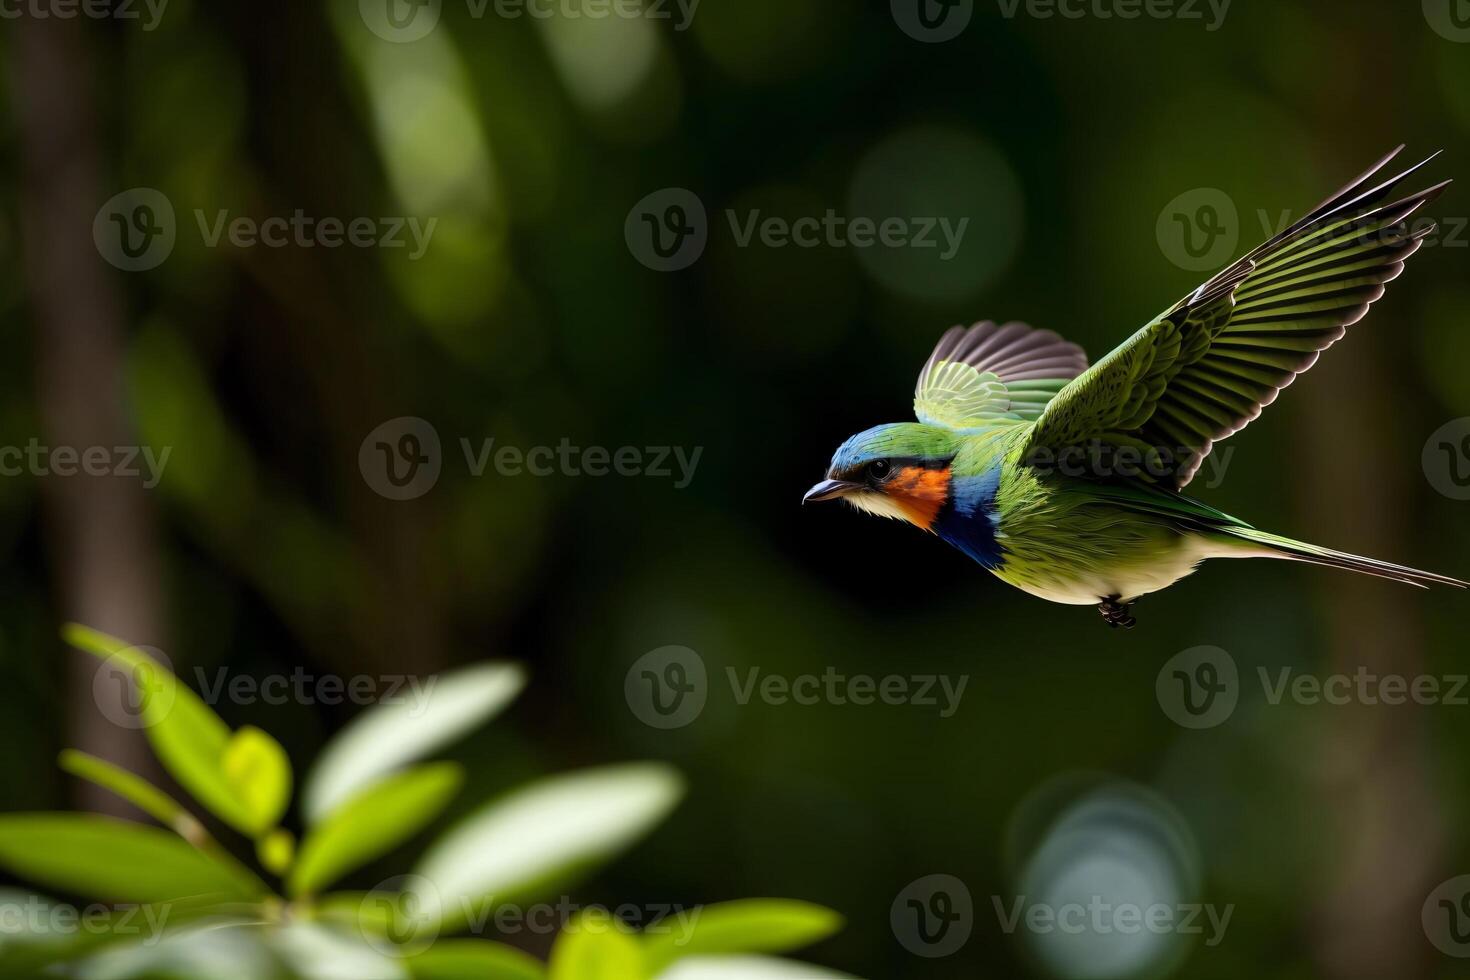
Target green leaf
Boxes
[410,763,683,933]
[222,726,293,836]
[0,901,273,978]
[58,749,205,841]
[289,763,463,898]
[313,891,394,934]
[0,814,264,903]
[549,918,645,980]
[63,624,257,834]
[640,901,843,973]
[408,940,546,980]
[302,662,526,824]
[652,957,859,980]
[58,751,267,890]
[270,922,409,980]
[258,828,296,875]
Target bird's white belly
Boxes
[995,534,1223,605]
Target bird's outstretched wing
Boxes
[1025,146,1450,488]
[914,320,1089,432]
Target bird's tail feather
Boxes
[1218,526,1467,590]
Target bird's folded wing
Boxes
[913,320,1089,432]
[1024,146,1450,489]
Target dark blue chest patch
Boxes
[934,466,1004,569]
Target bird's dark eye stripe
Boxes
[834,456,946,482]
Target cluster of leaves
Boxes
[0,627,850,979]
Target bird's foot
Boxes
[1098,596,1136,630]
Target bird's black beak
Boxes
[803,479,857,504]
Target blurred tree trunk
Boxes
[1300,47,1445,978]
[10,17,165,814]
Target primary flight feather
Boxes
[805,146,1466,628]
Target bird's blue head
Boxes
[804,422,961,529]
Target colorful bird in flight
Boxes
[806,147,1465,627]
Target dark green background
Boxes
[2,0,1469,976]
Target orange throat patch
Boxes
[885,465,951,530]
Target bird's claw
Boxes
[1098,596,1136,630]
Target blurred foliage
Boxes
[0,1,1467,977]
[0,627,843,979]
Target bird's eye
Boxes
[867,460,892,481]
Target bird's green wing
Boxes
[1025,146,1449,488]
[913,320,1089,432]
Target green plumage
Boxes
[808,147,1466,627]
